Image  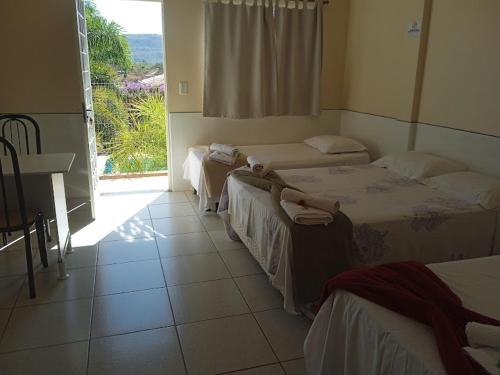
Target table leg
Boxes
[51,173,71,280]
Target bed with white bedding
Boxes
[221,164,499,313]
[304,256,500,375]
[183,143,370,210]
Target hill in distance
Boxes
[126,34,164,65]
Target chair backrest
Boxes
[0,136,29,233]
[0,114,42,156]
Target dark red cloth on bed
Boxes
[317,261,500,375]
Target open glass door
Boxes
[76,0,98,218]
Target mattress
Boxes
[304,256,500,375]
[221,164,498,313]
[182,143,370,211]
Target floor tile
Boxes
[45,245,98,272]
[148,203,196,219]
[98,238,159,265]
[254,309,311,361]
[0,276,24,309]
[184,190,197,203]
[161,253,230,286]
[199,214,225,231]
[17,267,95,306]
[178,314,276,375]
[168,279,249,324]
[228,364,286,375]
[0,251,33,277]
[0,299,92,352]
[101,218,155,242]
[149,192,189,204]
[0,309,10,333]
[281,358,307,375]
[208,230,246,251]
[235,274,283,312]
[91,288,173,338]
[130,206,151,220]
[0,341,89,375]
[95,260,164,296]
[152,216,205,237]
[219,249,263,277]
[156,232,216,258]
[88,327,185,375]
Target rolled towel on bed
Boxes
[209,143,238,156]
[208,151,238,166]
[280,200,333,225]
[247,155,270,177]
[281,188,340,215]
[464,347,500,375]
[466,322,500,349]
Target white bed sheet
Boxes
[222,165,498,314]
[304,256,500,375]
[182,144,370,211]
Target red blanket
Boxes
[318,261,500,375]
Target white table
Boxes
[1,153,75,279]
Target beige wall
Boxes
[418,0,500,137]
[342,0,425,121]
[0,0,83,114]
[341,0,500,137]
[163,0,349,113]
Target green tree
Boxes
[92,86,128,151]
[85,1,132,76]
[109,93,167,173]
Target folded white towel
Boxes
[281,188,340,215]
[209,143,238,156]
[464,347,500,375]
[466,322,500,350]
[247,155,270,177]
[208,151,238,166]
[280,200,333,226]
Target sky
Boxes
[93,0,163,34]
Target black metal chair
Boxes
[0,114,42,156]
[0,114,52,241]
[0,136,49,298]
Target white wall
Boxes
[30,114,92,200]
[169,110,341,190]
[339,111,500,177]
[339,111,412,160]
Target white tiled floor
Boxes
[0,186,310,374]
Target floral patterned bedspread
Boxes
[277,165,497,265]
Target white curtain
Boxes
[203,0,323,119]
[275,0,323,116]
[203,0,278,118]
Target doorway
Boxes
[84,0,168,194]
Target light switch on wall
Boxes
[179,81,189,95]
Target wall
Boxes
[341,0,500,137]
[0,0,83,114]
[163,0,350,113]
[342,0,425,121]
[0,0,91,200]
[418,0,500,137]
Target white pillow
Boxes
[424,172,500,209]
[304,135,366,154]
[372,151,467,180]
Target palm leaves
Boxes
[107,93,167,173]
